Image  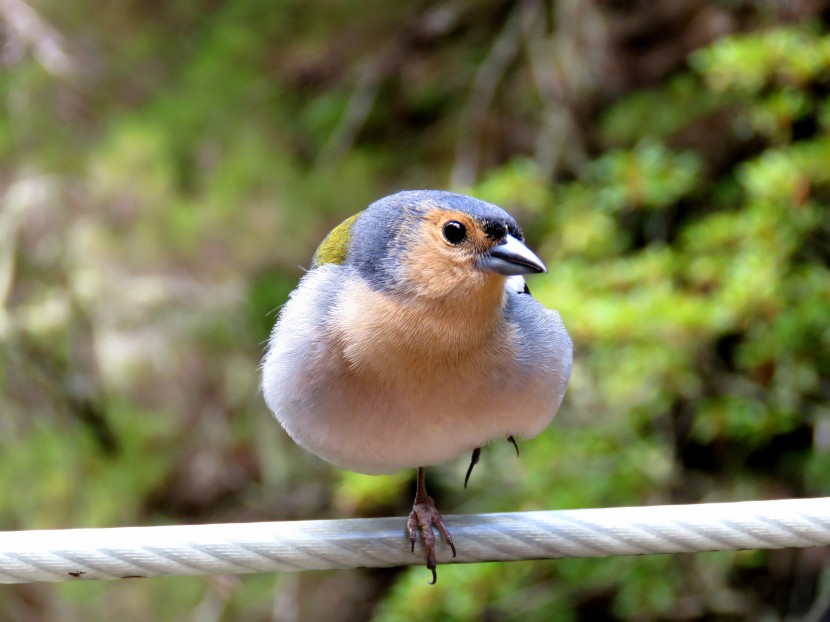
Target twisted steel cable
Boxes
[2,498,829,583]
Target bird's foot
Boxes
[407,493,456,584]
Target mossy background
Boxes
[2,1,830,620]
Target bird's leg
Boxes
[464,447,481,489]
[507,435,520,457]
[406,466,456,584]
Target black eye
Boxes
[442,220,467,245]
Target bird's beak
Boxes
[478,235,547,276]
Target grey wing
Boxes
[261,265,342,425]
[505,286,574,398]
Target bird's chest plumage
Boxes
[331,279,512,387]
[287,278,557,474]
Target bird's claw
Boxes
[507,435,520,457]
[407,494,456,584]
[464,447,481,489]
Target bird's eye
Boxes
[442,221,467,245]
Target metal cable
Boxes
[2,498,829,583]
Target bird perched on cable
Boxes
[262,190,572,583]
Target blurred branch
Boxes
[66,302,117,456]
[316,53,389,168]
[318,2,468,168]
[450,4,526,188]
[521,0,602,177]
[0,181,24,317]
[0,175,53,331]
[0,0,77,77]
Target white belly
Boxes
[267,336,563,474]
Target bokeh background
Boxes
[2,1,830,620]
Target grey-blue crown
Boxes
[346,190,523,290]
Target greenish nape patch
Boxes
[312,211,362,267]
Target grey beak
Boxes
[479,234,547,276]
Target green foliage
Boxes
[587,141,703,212]
[600,75,726,145]
[690,25,830,93]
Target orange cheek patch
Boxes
[401,210,489,299]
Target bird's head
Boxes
[313,190,545,302]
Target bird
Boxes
[261,190,573,583]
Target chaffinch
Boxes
[262,190,573,582]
